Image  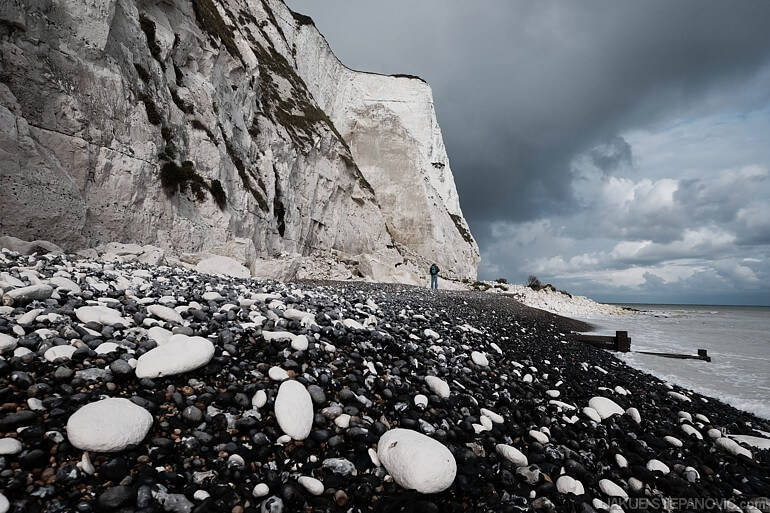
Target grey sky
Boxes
[286,0,770,305]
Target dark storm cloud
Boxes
[286,1,770,302]
[589,137,634,175]
[287,0,770,229]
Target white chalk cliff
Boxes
[0,0,479,281]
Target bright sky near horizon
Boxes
[287,1,770,305]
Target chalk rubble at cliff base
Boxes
[0,248,768,513]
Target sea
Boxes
[574,304,770,420]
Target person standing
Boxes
[429,263,440,289]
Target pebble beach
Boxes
[0,249,769,513]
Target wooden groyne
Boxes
[574,331,631,352]
[574,331,711,361]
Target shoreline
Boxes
[0,251,768,511]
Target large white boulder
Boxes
[588,397,625,420]
[66,398,153,452]
[135,335,215,378]
[377,428,456,494]
[274,380,313,440]
[196,256,250,279]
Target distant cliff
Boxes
[0,0,479,281]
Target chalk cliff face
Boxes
[0,0,479,281]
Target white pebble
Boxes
[628,476,644,492]
[495,444,528,467]
[480,408,504,424]
[298,476,324,496]
[599,478,628,498]
[44,345,77,361]
[262,331,295,342]
[275,380,313,440]
[135,335,214,378]
[695,413,710,423]
[27,398,44,411]
[556,475,585,495]
[75,305,131,327]
[368,447,381,467]
[78,451,95,475]
[425,376,451,398]
[252,483,270,497]
[291,334,309,351]
[66,398,153,452]
[334,414,351,429]
[681,424,703,440]
[470,351,489,367]
[268,366,290,381]
[16,309,42,325]
[147,326,173,345]
[625,407,641,424]
[252,390,267,409]
[0,438,22,455]
[664,435,683,447]
[147,304,184,324]
[583,407,602,423]
[414,394,428,408]
[588,397,624,420]
[529,430,549,444]
[668,391,691,402]
[13,347,31,357]
[377,428,457,494]
[95,342,121,354]
[715,437,753,459]
[0,334,17,354]
[227,454,245,469]
[646,459,670,475]
[424,328,440,339]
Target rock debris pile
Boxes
[0,249,768,512]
